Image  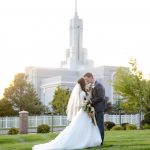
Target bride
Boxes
[32,78,102,150]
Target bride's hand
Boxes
[88,112,94,118]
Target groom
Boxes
[84,72,105,145]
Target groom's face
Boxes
[84,76,93,84]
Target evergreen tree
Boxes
[51,86,71,115]
[3,73,44,115]
[0,98,17,116]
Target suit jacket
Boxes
[91,80,105,112]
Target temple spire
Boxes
[61,0,94,70]
[75,0,78,16]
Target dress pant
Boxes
[96,111,104,144]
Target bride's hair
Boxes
[78,78,86,92]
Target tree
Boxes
[112,59,148,128]
[143,80,150,112]
[104,97,113,114]
[0,98,17,116]
[112,59,146,112]
[3,73,45,115]
[51,86,71,115]
[111,101,123,114]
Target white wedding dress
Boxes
[32,85,102,150]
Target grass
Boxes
[0,130,150,150]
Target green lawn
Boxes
[0,130,150,150]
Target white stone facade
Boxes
[61,12,93,70]
[25,66,118,106]
[25,11,121,107]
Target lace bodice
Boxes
[80,91,86,103]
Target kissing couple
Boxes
[32,72,105,150]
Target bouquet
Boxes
[82,99,97,125]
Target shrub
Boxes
[144,112,150,120]
[126,124,137,130]
[121,123,129,130]
[143,124,150,129]
[37,124,50,133]
[142,112,150,125]
[104,121,115,130]
[111,125,124,130]
[8,128,19,135]
[141,119,150,125]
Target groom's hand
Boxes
[90,99,94,106]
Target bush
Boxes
[111,125,124,130]
[142,112,150,125]
[126,124,137,130]
[8,128,19,135]
[143,124,150,129]
[104,121,115,130]
[144,112,150,120]
[141,119,150,125]
[121,123,129,130]
[37,124,50,133]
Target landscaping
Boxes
[0,130,150,150]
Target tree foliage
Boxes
[112,59,149,113]
[104,97,113,114]
[51,86,71,115]
[143,80,150,112]
[3,73,44,115]
[0,98,17,116]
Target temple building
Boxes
[25,6,118,108]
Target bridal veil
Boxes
[66,83,82,121]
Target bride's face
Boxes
[85,83,92,92]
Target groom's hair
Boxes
[84,72,93,78]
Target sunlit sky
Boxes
[0,0,150,96]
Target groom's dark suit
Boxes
[91,80,105,145]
